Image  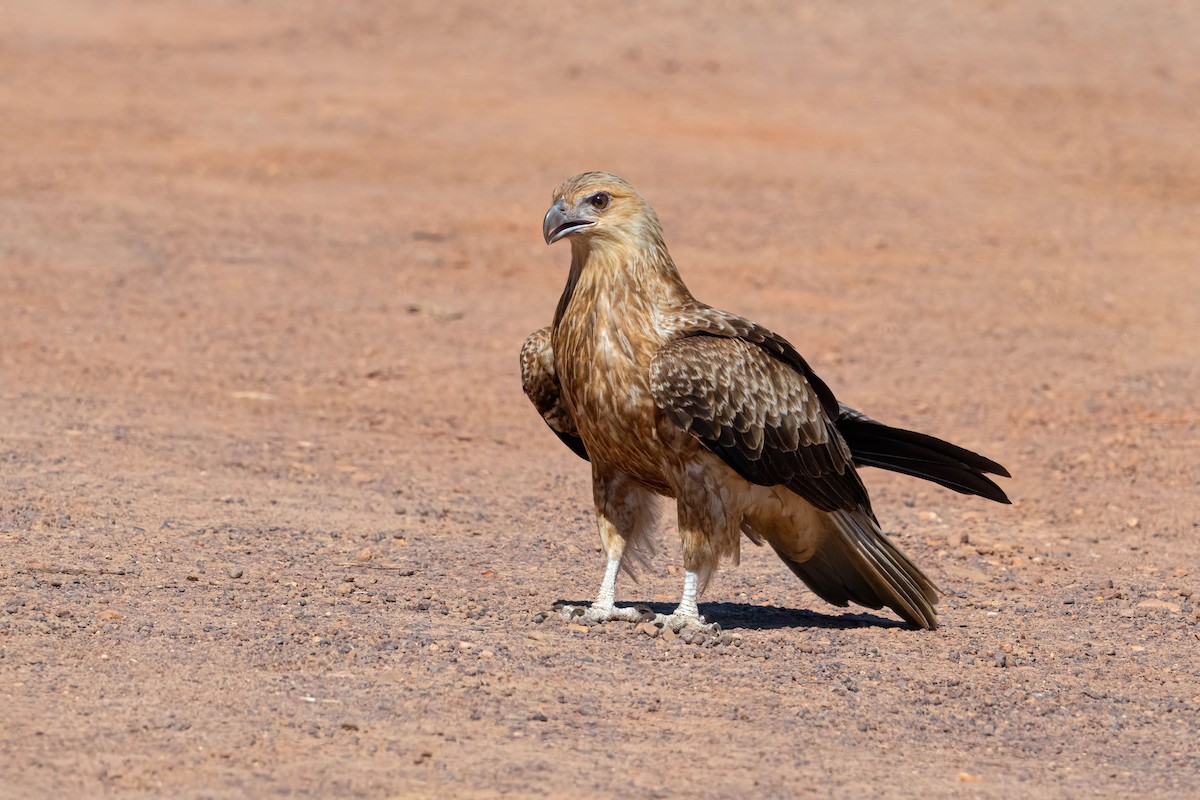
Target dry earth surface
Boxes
[2,1,1199,797]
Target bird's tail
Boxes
[835,408,1011,504]
[771,509,940,630]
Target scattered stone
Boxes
[96,609,124,621]
[340,721,360,731]
[661,627,678,643]
[530,712,548,722]
[531,613,546,623]
[1136,599,1180,613]
[635,622,659,638]
[353,548,373,563]
[337,583,354,596]
[526,631,545,642]
[227,566,244,579]
[566,623,589,634]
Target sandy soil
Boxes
[2,1,1199,797]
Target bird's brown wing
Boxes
[520,326,588,461]
[650,334,870,513]
[662,305,842,414]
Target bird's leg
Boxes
[560,542,645,624]
[676,569,700,618]
[649,488,724,634]
[592,552,623,611]
[651,569,719,634]
[559,470,655,625]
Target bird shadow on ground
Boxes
[556,600,907,631]
[700,602,908,631]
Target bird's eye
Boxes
[589,192,610,210]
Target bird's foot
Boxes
[651,612,720,636]
[559,603,653,625]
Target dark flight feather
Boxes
[835,407,1011,504]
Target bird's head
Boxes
[542,172,664,254]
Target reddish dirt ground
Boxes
[2,2,1199,797]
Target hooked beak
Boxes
[543,199,595,245]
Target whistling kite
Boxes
[521,173,1009,631]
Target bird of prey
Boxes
[521,172,1009,631]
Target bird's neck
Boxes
[553,236,692,330]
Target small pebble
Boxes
[227,566,244,579]
[635,622,659,638]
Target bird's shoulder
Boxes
[520,325,589,461]
[519,326,555,409]
[655,304,839,415]
[649,335,831,447]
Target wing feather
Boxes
[520,326,589,461]
[835,403,1011,503]
[650,335,870,512]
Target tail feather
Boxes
[773,509,940,630]
[836,409,1011,505]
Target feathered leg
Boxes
[650,472,730,633]
[560,468,657,624]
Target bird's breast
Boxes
[553,295,666,486]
